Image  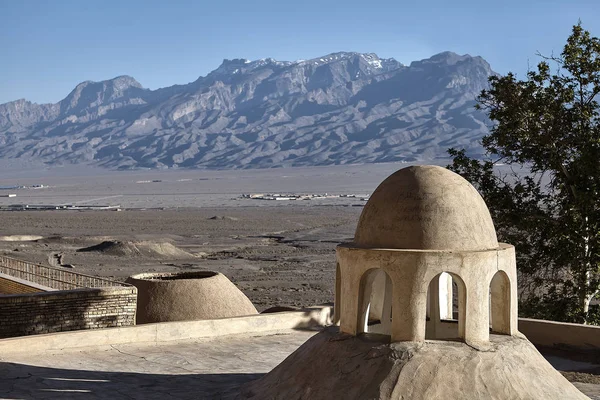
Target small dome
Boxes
[126,271,258,324]
[354,165,498,250]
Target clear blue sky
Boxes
[1,0,598,104]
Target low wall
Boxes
[0,273,49,294]
[0,286,137,338]
[426,317,600,350]
[429,318,600,350]
[0,306,333,354]
[518,318,600,350]
[1,306,597,355]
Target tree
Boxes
[448,22,600,324]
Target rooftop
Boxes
[0,328,598,399]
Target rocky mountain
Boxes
[0,51,494,169]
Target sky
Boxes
[1,0,599,105]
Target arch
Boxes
[357,268,393,336]
[425,272,466,340]
[490,270,512,334]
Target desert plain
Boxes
[0,162,410,311]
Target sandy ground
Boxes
[0,163,392,310]
[0,163,401,209]
[0,206,360,311]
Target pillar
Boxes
[464,278,489,343]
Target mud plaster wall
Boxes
[0,286,137,338]
[0,275,44,294]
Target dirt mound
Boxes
[77,240,194,258]
[208,215,239,221]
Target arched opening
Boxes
[489,270,511,334]
[357,269,393,336]
[426,272,466,340]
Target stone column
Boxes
[391,281,427,342]
[428,275,441,339]
[334,263,341,325]
[490,271,511,334]
[339,272,361,336]
[380,274,393,334]
[464,278,490,344]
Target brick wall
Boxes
[0,276,45,294]
[0,286,137,338]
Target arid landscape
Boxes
[2,3,600,399]
[0,207,360,311]
[0,163,409,311]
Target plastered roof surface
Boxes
[354,165,499,251]
[127,271,258,323]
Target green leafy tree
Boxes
[448,22,600,324]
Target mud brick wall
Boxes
[0,286,137,338]
[0,275,44,294]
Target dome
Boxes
[126,271,258,324]
[354,165,498,251]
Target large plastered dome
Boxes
[239,164,588,400]
[354,165,498,251]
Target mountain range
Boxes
[0,51,494,169]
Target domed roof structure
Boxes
[354,165,498,251]
[126,271,258,324]
[241,164,587,400]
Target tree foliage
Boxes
[448,23,600,324]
